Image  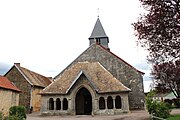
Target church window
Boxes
[115,96,122,109]
[63,98,68,110]
[49,98,54,110]
[99,97,105,109]
[56,98,61,110]
[107,96,113,109]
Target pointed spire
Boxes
[89,18,108,39]
[89,17,109,49]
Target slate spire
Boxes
[89,17,109,49]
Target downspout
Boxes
[30,85,33,113]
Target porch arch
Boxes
[75,87,92,115]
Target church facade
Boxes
[40,18,145,115]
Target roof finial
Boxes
[97,8,100,18]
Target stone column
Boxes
[121,96,125,110]
[113,97,116,109]
[54,99,56,110]
[61,99,63,110]
[46,99,49,110]
[105,98,107,109]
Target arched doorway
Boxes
[75,87,92,115]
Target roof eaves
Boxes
[98,90,131,94]
[0,86,21,92]
[14,64,33,86]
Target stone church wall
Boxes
[73,44,145,110]
[41,75,130,115]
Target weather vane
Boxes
[97,8,100,18]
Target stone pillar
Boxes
[47,99,49,110]
[113,97,116,109]
[105,98,107,109]
[54,100,56,110]
[94,98,98,110]
[61,99,63,110]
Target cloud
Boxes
[0,62,12,75]
[144,80,153,93]
[134,60,151,71]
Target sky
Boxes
[0,0,152,92]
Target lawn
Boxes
[167,114,180,120]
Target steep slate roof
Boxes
[0,76,20,92]
[5,63,52,88]
[42,62,130,94]
[89,18,108,38]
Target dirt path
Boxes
[27,110,150,120]
[27,109,180,120]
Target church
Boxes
[40,18,145,115]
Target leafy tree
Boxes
[146,91,171,119]
[133,0,180,63]
[152,60,180,98]
[133,0,180,97]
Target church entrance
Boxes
[75,87,92,115]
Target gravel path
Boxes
[27,109,180,120]
[27,110,150,120]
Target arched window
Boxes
[115,96,122,109]
[56,98,61,110]
[107,96,113,109]
[99,97,105,109]
[63,98,68,110]
[49,98,54,110]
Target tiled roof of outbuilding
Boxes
[18,66,52,88]
[41,62,130,94]
[5,63,52,88]
[0,76,20,92]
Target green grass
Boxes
[167,114,180,120]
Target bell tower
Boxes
[89,18,109,49]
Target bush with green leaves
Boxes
[9,106,26,120]
[146,91,171,119]
[0,111,3,120]
[172,98,180,108]
[164,99,173,107]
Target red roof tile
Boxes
[0,76,20,92]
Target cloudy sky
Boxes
[0,0,152,92]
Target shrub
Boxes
[172,98,180,108]
[146,91,171,119]
[164,99,173,107]
[0,111,3,120]
[6,115,20,120]
[9,106,26,119]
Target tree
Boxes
[133,0,180,63]
[152,60,180,98]
[133,0,180,97]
